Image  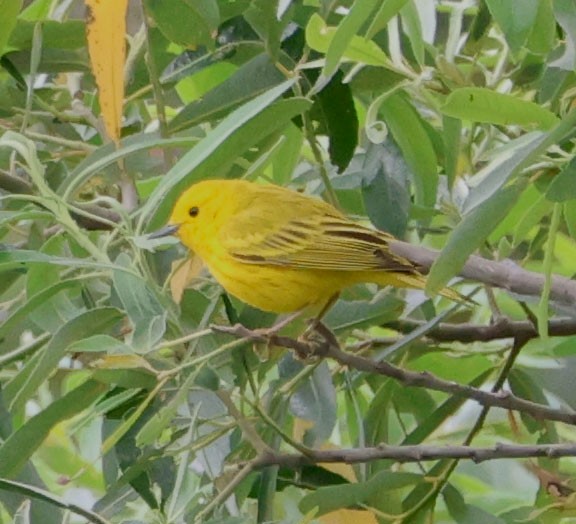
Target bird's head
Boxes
[149,179,242,252]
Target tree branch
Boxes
[213,324,576,426]
[0,171,120,231]
[386,317,576,342]
[391,240,576,310]
[253,442,576,468]
[69,203,121,231]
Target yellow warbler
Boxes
[152,179,462,314]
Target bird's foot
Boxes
[211,318,340,362]
[295,320,339,359]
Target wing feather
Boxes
[219,188,418,273]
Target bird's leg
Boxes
[293,293,341,358]
[294,319,340,360]
[301,293,340,340]
[213,295,341,360]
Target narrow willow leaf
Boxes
[0,380,107,478]
[4,308,123,410]
[0,0,22,56]
[442,88,558,130]
[485,0,539,53]
[85,0,128,142]
[426,182,525,295]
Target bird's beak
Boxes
[148,223,180,239]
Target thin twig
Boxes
[194,457,260,523]
[216,390,272,454]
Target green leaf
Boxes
[300,471,420,516]
[512,193,552,246]
[271,123,303,184]
[67,334,132,354]
[0,248,125,272]
[19,0,53,20]
[0,209,53,227]
[321,0,382,80]
[546,157,576,202]
[144,0,219,48]
[8,20,85,51]
[312,69,358,173]
[0,477,108,524]
[552,0,576,70]
[324,295,403,333]
[489,185,548,243]
[364,380,398,445]
[92,367,157,390]
[0,379,107,478]
[400,1,424,65]
[462,131,547,214]
[0,278,84,348]
[361,140,410,237]
[426,182,526,295]
[244,0,291,59]
[59,133,198,199]
[444,484,506,524]
[8,48,89,74]
[4,307,123,410]
[379,92,438,208]
[113,254,166,352]
[526,0,556,55]
[305,13,388,70]
[168,54,286,134]
[135,372,196,446]
[0,0,22,56]
[509,369,556,435]
[442,88,559,130]
[366,0,410,38]
[161,47,235,86]
[280,359,337,445]
[442,115,461,187]
[402,369,493,445]
[565,201,576,239]
[485,0,539,53]
[26,236,80,333]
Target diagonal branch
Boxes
[213,324,576,426]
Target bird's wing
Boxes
[220,197,418,273]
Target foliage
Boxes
[1,0,576,523]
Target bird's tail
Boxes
[373,272,473,305]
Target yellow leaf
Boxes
[170,255,204,303]
[91,354,155,373]
[319,509,378,524]
[316,444,378,523]
[85,0,128,143]
[318,442,357,483]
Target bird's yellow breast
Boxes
[203,249,347,313]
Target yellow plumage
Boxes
[162,179,462,314]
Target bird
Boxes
[150,179,465,318]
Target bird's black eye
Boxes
[189,206,199,217]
